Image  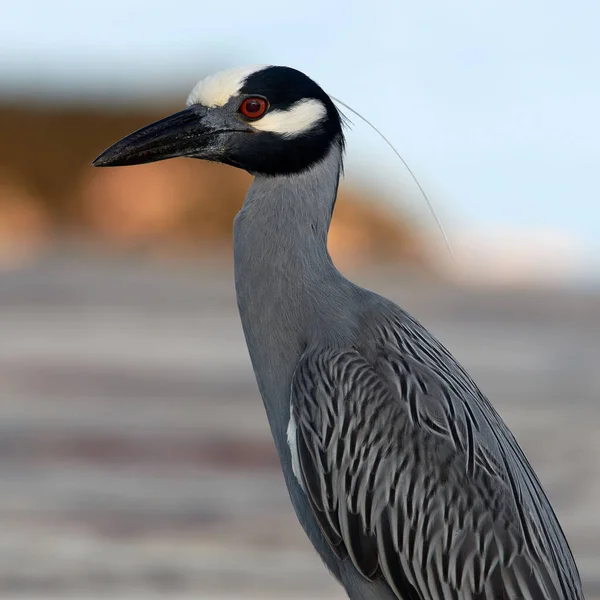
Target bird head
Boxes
[92,65,344,176]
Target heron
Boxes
[93,65,584,599]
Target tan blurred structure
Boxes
[0,103,427,270]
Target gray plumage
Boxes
[92,65,585,600]
[235,144,583,600]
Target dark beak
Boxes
[92,106,218,167]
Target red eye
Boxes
[239,97,268,119]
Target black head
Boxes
[92,65,345,176]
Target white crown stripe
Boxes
[186,65,267,108]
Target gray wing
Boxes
[291,322,583,599]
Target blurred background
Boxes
[1,1,599,598]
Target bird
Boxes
[93,65,584,600]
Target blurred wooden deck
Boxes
[0,256,599,599]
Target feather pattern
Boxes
[290,306,583,600]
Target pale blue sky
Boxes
[2,0,599,272]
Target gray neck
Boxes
[234,143,349,426]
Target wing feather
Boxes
[290,329,583,600]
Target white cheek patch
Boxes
[186,65,266,108]
[251,99,327,138]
